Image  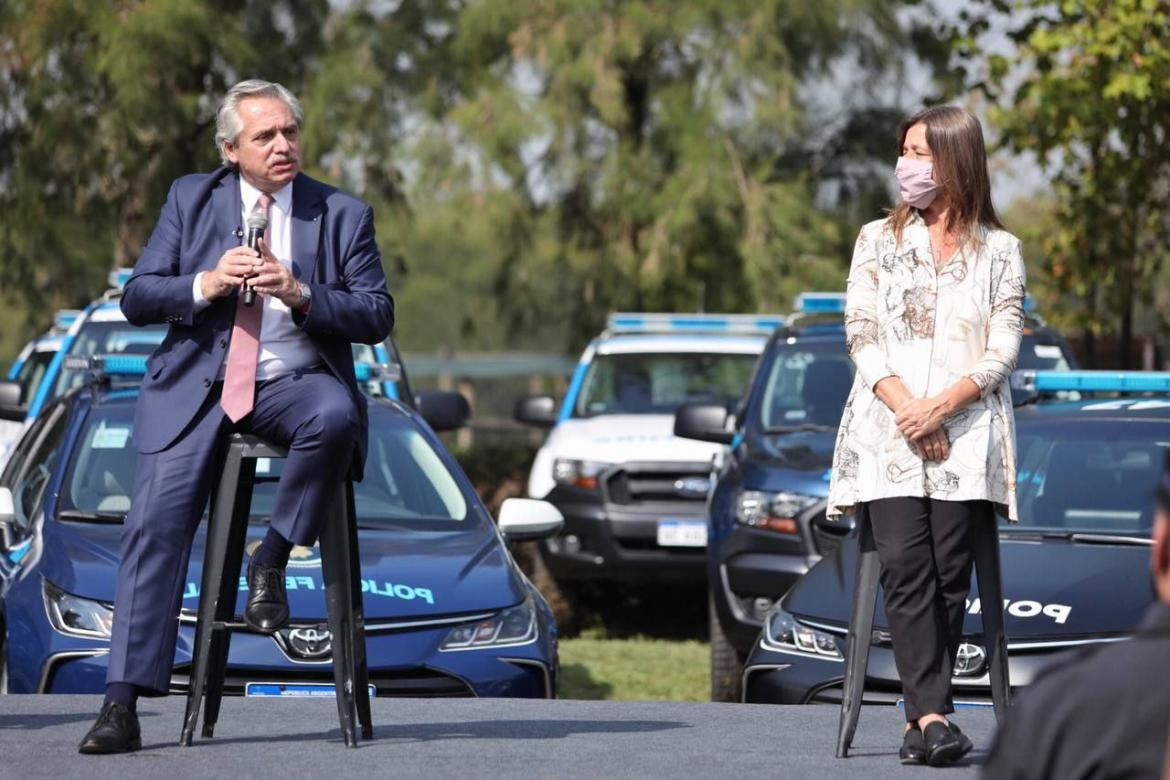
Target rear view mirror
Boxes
[0,380,24,422]
[674,402,733,444]
[513,395,558,428]
[497,498,564,542]
[415,390,470,432]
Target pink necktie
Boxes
[220,193,272,422]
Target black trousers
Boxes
[866,497,991,722]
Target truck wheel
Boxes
[709,592,745,702]
[530,546,584,637]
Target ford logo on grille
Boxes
[673,476,712,499]
[281,626,333,660]
[952,642,986,677]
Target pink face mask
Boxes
[895,156,940,209]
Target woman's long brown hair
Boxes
[888,105,1003,247]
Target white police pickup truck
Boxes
[514,313,781,600]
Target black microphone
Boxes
[242,212,268,307]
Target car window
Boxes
[59,405,477,530]
[575,352,758,417]
[51,320,167,400]
[1,404,56,485]
[757,341,854,429]
[12,407,69,526]
[1013,424,1169,534]
[14,349,55,408]
[1017,334,1072,371]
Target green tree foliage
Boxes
[967,0,1170,367]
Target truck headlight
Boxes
[439,597,538,651]
[761,607,842,661]
[735,490,818,534]
[552,458,607,490]
[43,579,114,639]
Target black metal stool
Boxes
[835,507,1011,758]
[180,433,372,748]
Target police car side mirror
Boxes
[415,390,470,432]
[0,380,23,422]
[513,395,557,428]
[674,402,733,444]
[497,498,564,542]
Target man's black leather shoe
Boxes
[78,701,141,754]
[899,724,925,765]
[923,720,973,767]
[245,560,289,634]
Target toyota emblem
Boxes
[952,642,986,677]
[282,626,333,660]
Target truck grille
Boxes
[604,462,713,504]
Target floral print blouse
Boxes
[827,213,1026,521]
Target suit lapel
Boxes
[210,170,242,272]
[291,174,323,282]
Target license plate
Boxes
[656,520,707,547]
[245,682,376,698]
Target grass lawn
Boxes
[559,634,710,701]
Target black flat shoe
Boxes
[78,701,142,754]
[899,724,925,765]
[245,560,289,634]
[923,720,972,767]
[948,721,974,756]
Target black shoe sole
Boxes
[899,754,926,766]
[925,740,967,767]
[243,612,287,635]
[78,736,142,755]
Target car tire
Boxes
[530,546,584,637]
[709,592,745,702]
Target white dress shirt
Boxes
[827,213,1026,521]
[193,177,319,381]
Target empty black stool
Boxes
[835,506,1010,758]
[180,433,372,748]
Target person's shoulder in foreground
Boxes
[982,602,1170,779]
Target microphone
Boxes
[242,212,268,307]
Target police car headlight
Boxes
[761,607,842,661]
[439,597,538,651]
[736,490,817,535]
[552,458,607,490]
[43,579,114,639]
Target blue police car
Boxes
[0,357,561,698]
[0,311,80,464]
[674,292,1079,700]
[742,370,1167,706]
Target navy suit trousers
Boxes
[105,367,360,694]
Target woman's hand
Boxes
[914,428,950,461]
[895,396,950,440]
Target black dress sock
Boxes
[252,526,294,569]
[104,682,139,712]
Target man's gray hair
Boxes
[214,79,304,167]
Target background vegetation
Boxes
[5,0,1163,367]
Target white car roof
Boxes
[594,333,767,355]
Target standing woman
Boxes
[827,105,1025,767]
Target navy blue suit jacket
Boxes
[122,167,394,478]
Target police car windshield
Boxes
[758,341,854,430]
[15,348,55,407]
[52,320,167,400]
[574,352,757,417]
[1011,422,1168,536]
[59,405,480,531]
[1017,334,1072,371]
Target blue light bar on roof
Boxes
[793,292,846,314]
[1013,370,1170,394]
[53,309,81,331]
[107,268,134,290]
[607,312,785,335]
[99,354,148,376]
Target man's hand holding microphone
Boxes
[199,241,305,310]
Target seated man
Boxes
[982,453,1170,778]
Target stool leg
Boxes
[181,446,243,746]
[321,489,358,748]
[972,517,1011,722]
[202,457,257,739]
[836,512,880,759]
[343,483,373,740]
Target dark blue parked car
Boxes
[0,360,562,698]
[674,293,1079,700]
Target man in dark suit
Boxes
[78,79,394,754]
[982,454,1170,778]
